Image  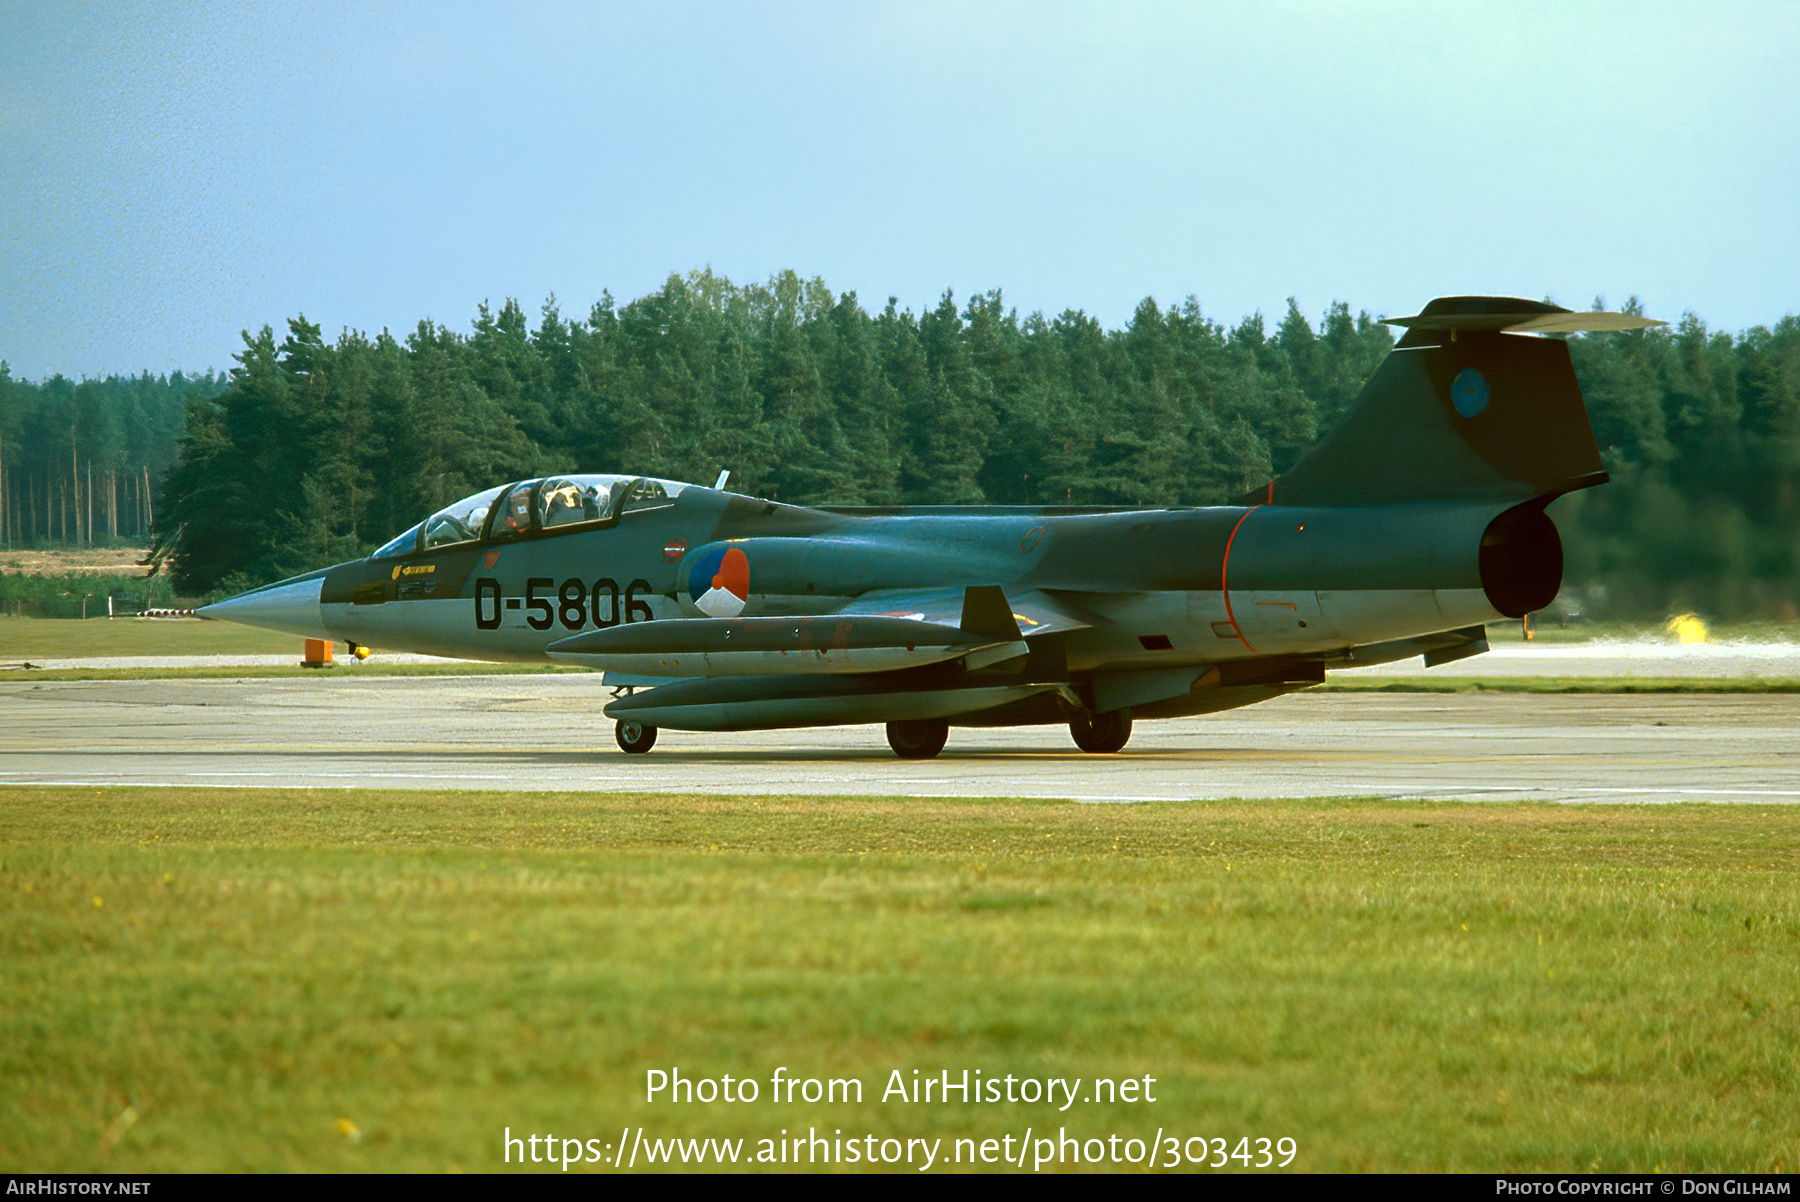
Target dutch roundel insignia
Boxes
[688,546,751,618]
[1451,367,1491,418]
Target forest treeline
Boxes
[0,365,217,548]
[4,269,1798,620]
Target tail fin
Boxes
[1252,297,1663,507]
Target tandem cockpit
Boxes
[369,473,695,559]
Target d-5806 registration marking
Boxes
[474,577,655,631]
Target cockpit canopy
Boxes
[370,474,692,559]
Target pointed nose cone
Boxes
[196,573,329,639]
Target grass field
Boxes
[1483,619,1800,645]
[0,616,582,679]
[6,614,1798,660]
[2,787,1795,1173]
[0,616,299,658]
[1319,676,1800,694]
[0,662,585,682]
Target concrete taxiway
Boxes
[3,674,1796,803]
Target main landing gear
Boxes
[1069,708,1132,753]
[615,719,658,754]
[886,718,949,759]
[618,712,1130,757]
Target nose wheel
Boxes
[615,719,658,754]
[886,719,949,759]
[1070,708,1132,753]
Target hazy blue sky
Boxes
[3,0,1796,380]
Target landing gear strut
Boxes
[615,719,658,754]
[886,718,949,759]
[1070,708,1132,753]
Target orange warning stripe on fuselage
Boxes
[1219,507,1262,657]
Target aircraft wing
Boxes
[835,586,1095,637]
[545,611,1023,677]
[544,584,1093,675]
[545,584,1089,730]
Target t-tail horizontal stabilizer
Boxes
[1381,298,1665,336]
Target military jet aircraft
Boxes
[198,296,1661,757]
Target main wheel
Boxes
[1070,708,1132,753]
[886,718,949,759]
[615,719,658,754]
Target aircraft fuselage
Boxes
[207,482,1529,726]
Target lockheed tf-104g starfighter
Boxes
[198,296,1661,757]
